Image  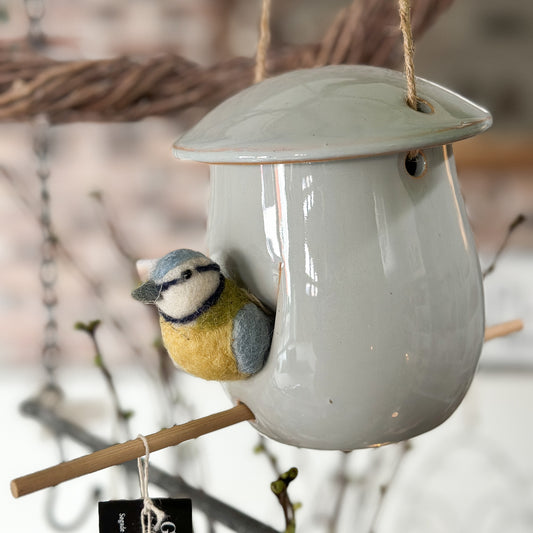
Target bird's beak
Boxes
[131,280,160,303]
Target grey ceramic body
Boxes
[173,65,491,450]
[208,146,484,450]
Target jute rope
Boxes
[399,0,419,110]
[254,0,272,83]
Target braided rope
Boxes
[0,0,454,123]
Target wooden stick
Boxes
[484,319,524,342]
[18,398,278,532]
[11,402,254,499]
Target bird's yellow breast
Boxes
[159,279,251,381]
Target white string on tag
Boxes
[137,435,167,533]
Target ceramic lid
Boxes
[173,65,492,164]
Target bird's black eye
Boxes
[182,269,193,280]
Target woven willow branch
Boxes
[0,0,453,123]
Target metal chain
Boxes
[24,6,100,530]
[34,115,61,385]
[24,0,46,48]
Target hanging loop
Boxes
[138,435,167,533]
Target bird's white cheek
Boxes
[156,273,219,320]
[156,286,199,320]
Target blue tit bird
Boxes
[132,249,273,381]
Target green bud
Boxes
[94,352,103,367]
[74,319,101,334]
[121,409,135,420]
[281,467,298,482]
[271,480,285,495]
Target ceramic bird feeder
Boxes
[173,65,492,450]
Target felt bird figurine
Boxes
[132,249,273,381]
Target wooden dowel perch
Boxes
[10,319,523,499]
[11,402,254,499]
[484,319,524,342]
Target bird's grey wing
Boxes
[232,303,273,375]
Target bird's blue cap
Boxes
[151,249,207,282]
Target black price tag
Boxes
[98,498,192,533]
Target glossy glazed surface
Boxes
[208,146,485,449]
[173,65,492,164]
